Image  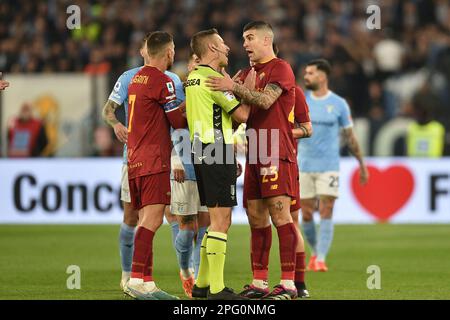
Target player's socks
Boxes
[128,277,144,286]
[279,279,296,290]
[276,223,299,282]
[302,220,317,255]
[206,231,227,294]
[121,271,131,288]
[317,218,334,262]
[131,226,155,280]
[195,230,209,288]
[250,226,272,285]
[143,281,157,292]
[194,226,207,279]
[295,252,306,284]
[170,221,180,249]
[175,229,195,276]
[119,223,135,274]
[251,279,269,290]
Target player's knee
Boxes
[319,197,335,219]
[197,212,210,228]
[179,215,196,230]
[271,213,292,227]
[139,215,163,232]
[301,209,313,222]
[210,213,231,233]
[246,210,269,228]
[320,209,333,220]
[123,215,138,227]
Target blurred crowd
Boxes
[1,0,449,156]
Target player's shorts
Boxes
[120,164,131,203]
[128,171,171,210]
[299,171,340,199]
[242,162,301,212]
[290,168,301,212]
[170,180,208,215]
[243,159,297,206]
[192,143,237,208]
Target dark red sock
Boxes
[295,252,306,283]
[251,226,272,281]
[276,223,298,280]
[131,227,155,280]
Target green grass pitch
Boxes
[1,224,449,300]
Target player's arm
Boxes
[292,87,312,139]
[206,69,281,110]
[160,79,187,129]
[343,127,369,185]
[292,122,312,139]
[171,146,185,183]
[230,103,250,123]
[166,104,187,129]
[211,88,250,123]
[102,100,128,143]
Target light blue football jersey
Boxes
[108,67,196,180]
[298,90,353,172]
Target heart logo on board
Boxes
[351,165,415,222]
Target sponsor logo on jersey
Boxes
[166,82,174,93]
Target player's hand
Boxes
[359,165,369,185]
[173,169,185,183]
[0,73,9,90]
[205,69,234,91]
[236,161,243,178]
[113,122,128,144]
[232,70,243,84]
[243,68,256,90]
[178,101,186,113]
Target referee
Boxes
[186,28,249,300]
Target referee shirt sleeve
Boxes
[211,90,240,114]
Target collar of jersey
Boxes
[310,90,332,101]
[197,64,219,73]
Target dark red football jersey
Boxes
[127,65,184,179]
[239,58,297,163]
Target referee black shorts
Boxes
[192,142,237,208]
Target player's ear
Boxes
[208,43,217,53]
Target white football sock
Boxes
[252,279,269,290]
[128,277,143,286]
[143,281,157,292]
[280,280,296,290]
[180,268,192,279]
[121,271,130,281]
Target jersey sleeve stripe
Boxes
[108,96,122,105]
[227,103,241,115]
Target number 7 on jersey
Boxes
[128,94,136,133]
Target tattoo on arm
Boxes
[102,100,121,127]
[232,83,282,110]
[299,125,311,138]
